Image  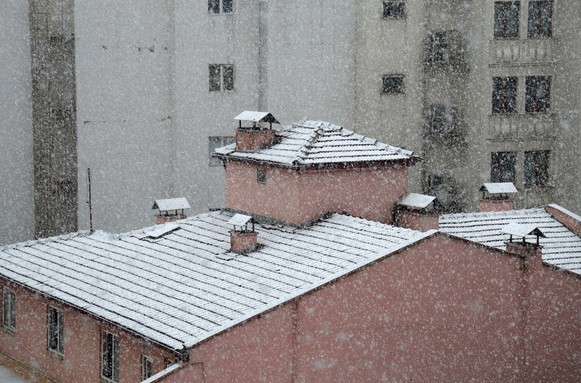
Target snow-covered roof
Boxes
[152,198,190,212]
[479,182,518,194]
[215,120,416,167]
[234,111,279,124]
[0,211,430,351]
[228,213,253,227]
[440,207,581,275]
[501,222,546,239]
[398,193,437,210]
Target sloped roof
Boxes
[0,211,430,351]
[234,111,279,124]
[479,182,518,194]
[152,197,190,212]
[440,207,581,275]
[398,193,437,210]
[215,120,416,167]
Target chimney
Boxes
[393,193,439,231]
[501,222,545,269]
[234,111,280,151]
[228,214,258,254]
[152,198,190,224]
[479,183,517,212]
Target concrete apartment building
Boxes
[1,117,579,382]
[1,0,579,244]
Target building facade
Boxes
[1,0,580,244]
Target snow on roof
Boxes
[398,193,436,210]
[501,222,546,239]
[152,198,190,211]
[228,213,253,227]
[0,211,429,351]
[215,120,416,167]
[234,111,279,124]
[479,182,518,194]
[440,207,581,275]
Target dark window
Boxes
[2,288,16,331]
[48,306,64,354]
[142,355,153,380]
[426,105,458,135]
[209,0,233,14]
[525,76,551,113]
[209,136,235,166]
[494,1,520,39]
[257,167,266,184]
[382,75,404,94]
[492,77,518,114]
[383,1,405,19]
[209,64,234,92]
[525,150,549,186]
[102,331,120,382]
[528,1,553,38]
[491,152,517,183]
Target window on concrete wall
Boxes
[102,331,120,382]
[525,76,551,113]
[525,150,550,186]
[208,0,233,14]
[494,1,520,39]
[209,64,234,92]
[383,1,405,19]
[48,306,64,355]
[209,136,235,166]
[2,288,16,331]
[382,75,405,94]
[528,1,553,38]
[142,355,154,380]
[492,77,518,113]
[491,151,517,183]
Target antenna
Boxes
[87,168,94,233]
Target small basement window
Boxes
[257,167,266,184]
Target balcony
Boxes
[489,39,556,66]
[488,113,557,141]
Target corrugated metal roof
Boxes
[440,207,581,275]
[215,120,415,167]
[0,212,430,351]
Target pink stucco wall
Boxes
[226,161,409,225]
[159,234,580,383]
[0,280,177,383]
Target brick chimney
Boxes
[479,183,517,212]
[501,222,546,269]
[228,214,258,254]
[152,198,190,224]
[393,193,439,231]
[234,111,279,152]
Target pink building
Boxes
[1,113,579,382]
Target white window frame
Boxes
[101,331,120,382]
[142,355,154,380]
[209,136,235,166]
[208,0,234,15]
[2,288,16,332]
[47,306,64,355]
[209,64,235,92]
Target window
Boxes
[382,75,404,94]
[383,1,405,19]
[494,1,520,39]
[525,150,549,186]
[208,0,233,14]
[142,355,153,381]
[426,105,458,135]
[528,1,553,38]
[209,136,235,166]
[492,77,518,114]
[48,306,64,354]
[102,331,120,382]
[525,76,551,113]
[491,152,517,183]
[257,167,266,184]
[2,288,16,331]
[209,64,234,92]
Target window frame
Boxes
[492,77,518,114]
[2,288,16,332]
[142,355,154,381]
[528,0,553,39]
[209,136,235,166]
[257,167,267,184]
[494,1,520,40]
[524,150,550,187]
[101,331,120,383]
[382,75,405,95]
[47,306,64,355]
[491,151,517,183]
[209,64,234,92]
[525,76,551,113]
[383,1,406,19]
[208,0,234,15]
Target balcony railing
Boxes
[488,113,557,140]
[490,39,556,65]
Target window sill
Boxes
[48,349,64,359]
[2,326,16,335]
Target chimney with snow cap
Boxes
[228,213,258,254]
[152,197,190,224]
[479,183,517,212]
[234,111,280,151]
[502,222,545,268]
